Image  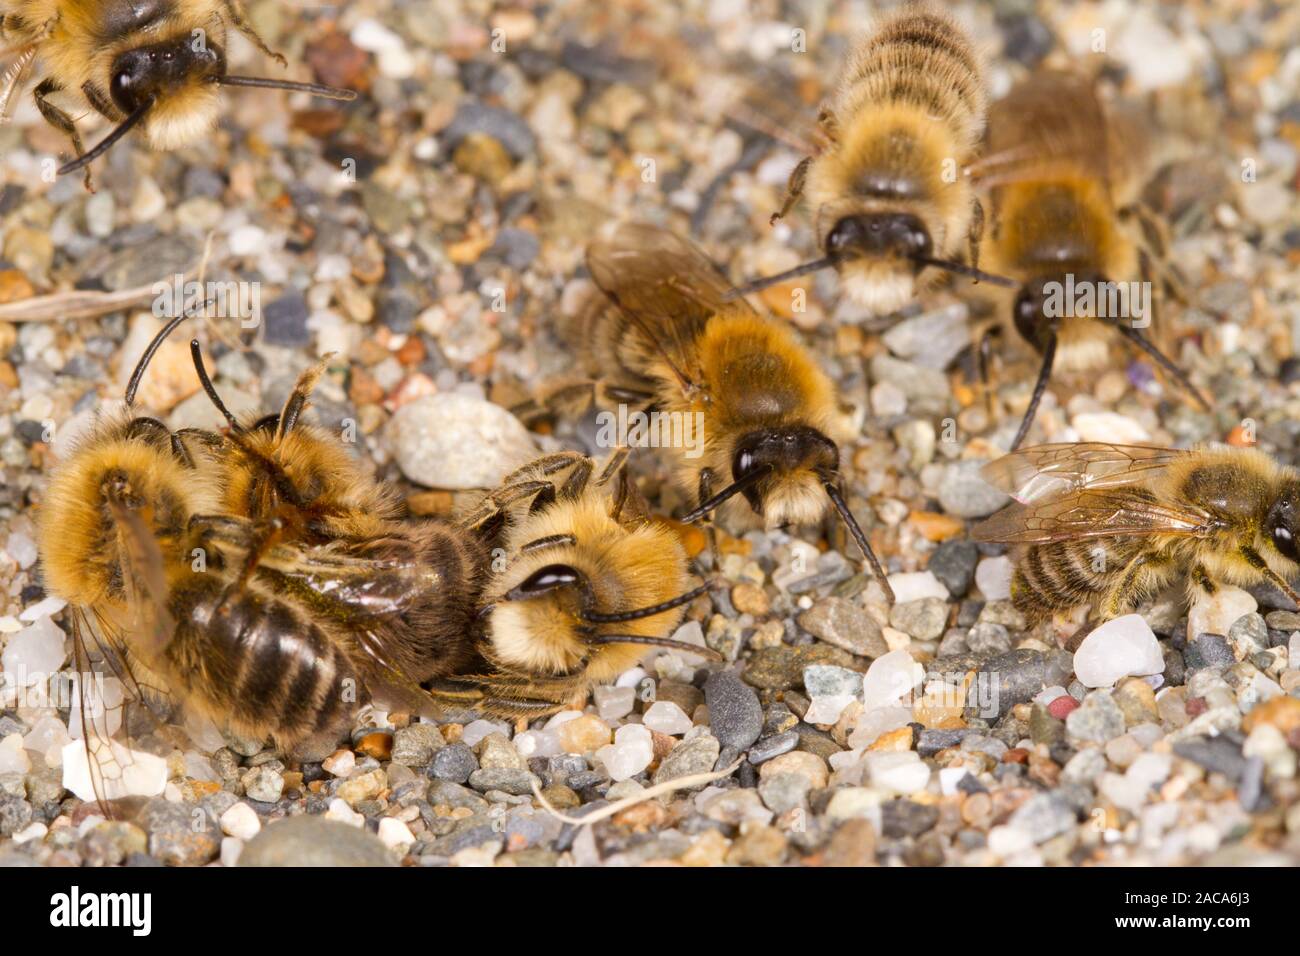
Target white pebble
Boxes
[861,650,923,710]
[220,836,243,867]
[462,718,511,746]
[939,767,970,796]
[22,716,70,765]
[885,571,949,604]
[641,701,693,735]
[1,615,67,683]
[988,824,1034,856]
[847,705,913,749]
[513,729,561,759]
[378,817,416,849]
[4,531,38,569]
[1187,586,1256,641]
[975,556,1013,601]
[61,739,166,802]
[19,596,65,622]
[615,667,648,689]
[595,724,653,782]
[12,822,47,844]
[0,734,31,774]
[227,225,266,257]
[1073,614,1165,688]
[321,749,356,777]
[865,751,930,794]
[325,798,365,827]
[1071,412,1150,444]
[804,694,856,725]
[219,802,262,840]
[593,685,636,721]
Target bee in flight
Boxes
[432,449,720,718]
[731,2,1012,314]
[970,70,1208,450]
[0,0,356,189]
[528,222,894,603]
[972,442,1300,624]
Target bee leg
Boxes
[33,78,94,192]
[1008,334,1057,452]
[1102,549,1176,619]
[770,155,811,226]
[702,468,722,572]
[220,0,288,67]
[1189,563,1218,599]
[122,416,196,468]
[967,197,985,274]
[1107,318,1209,412]
[1238,546,1300,609]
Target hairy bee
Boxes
[972,71,1207,450]
[736,2,1008,313]
[0,0,355,188]
[972,443,1300,624]
[546,223,895,602]
[434,450,719,718]
[37,324,487,802]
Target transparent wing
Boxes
[972,486,1212,545]
[979,443,1190,504]
[586,222,754,396]
[65,608,172,815]
[970,71,1114,191]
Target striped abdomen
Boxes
[840,6,985,151]
[1010,537,1145,621]
[165,576,359,745]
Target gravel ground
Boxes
[2,0,1300,867]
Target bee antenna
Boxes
[914,256,1018,288]
[190,339,240,430]
[124,313,188,406]
[581,580,714,624]
[218,75,358,101]
[59,99,154,176]
[588,633,724,661]
[680,467,773,522]
[820,477,896,605]
[722,256,839,300]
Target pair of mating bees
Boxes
[0,0,355,189]
[728,3,1207,450]
[39,315,718,795]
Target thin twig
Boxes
[531,759,744,826]
[0,281,180,323]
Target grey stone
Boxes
[927,540,979,597]
[704,671,763,750]
[430,743,478,783]
[938,460,1010,519]
[653,735,721,787]
[240,817,395,867]
[1066,691,1127,744]
[797,597,888,658]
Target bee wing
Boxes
[980,443,1190,504]
[711,59,826,154]
[586,223,753,398]
[0,44,38,123]
[972,486,1212,545]
[970,71,1113,191]
[106,501,177,662]
[66,607,172,814]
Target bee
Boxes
[558,222,895,603]
[972,442,1300,624]
[38,322,487,803]
[433,449,720,718]
[971,71,1208,450]
[0,0,356,189]
[735,2,1011,313]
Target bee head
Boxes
[731,426,839,519]
[826,213,933,266]
[107,36,227,152]
[1266,482,1300,563]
